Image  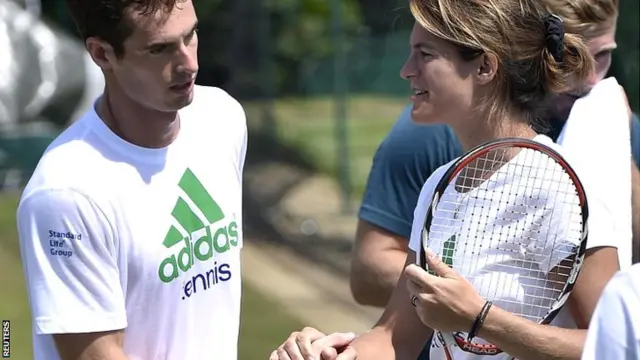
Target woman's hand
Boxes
[268,327,357,360]
[405,249,486,333]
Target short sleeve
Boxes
[232,95,248,176]
[556,136,631,268]
[408,164,451,254]
[580,181,631,270]
[16,188,127,334]
[239,124,248,175]
[630,113,640,168]
[581,266,640,360]
[235,107,248,178]
[358,106,461,239]
[531,161,588,274]
[407,185,432,254]
[536,197,585,274]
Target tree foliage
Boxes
[41,0,638,107]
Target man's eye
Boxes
[149,45,168,55]
[185,30,198,44]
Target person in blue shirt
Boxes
[349,1,640,358]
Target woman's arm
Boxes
[476,247,619,360]
[348,251,434,359]
[271,251,433,360]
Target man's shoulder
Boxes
[192,84,232,100]
[630,111,640,139]
[184,85,247,135]
[385,106,459,144]
[190,85,245,119]
[420,157,457,194]
[22,114,112,203]
[358,107,460,238]
[377,106,461,170]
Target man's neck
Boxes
[97,87,181,149]
[550,94,580,123]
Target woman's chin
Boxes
[410,106,439,124]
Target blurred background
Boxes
[0,0,638,358]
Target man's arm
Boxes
[350,221,408,306]
[477,247,620,360]
[17,188,128,359]
[270,252,433,360]
[53,331,128,360]
[349,251,434,359]
[353,108,461,306]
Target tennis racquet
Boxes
[416,137,589,358]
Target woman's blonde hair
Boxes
[409,0,595,125]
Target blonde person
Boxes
[351,0,636,314]
[270,0,622,359]
[350,2,635,359]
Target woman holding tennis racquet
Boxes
[269,0,623,359]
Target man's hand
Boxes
[405,250,485,333]
[269,327,357,360]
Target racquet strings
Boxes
[427,146,584,325]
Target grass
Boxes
[244,95,408,199]
[0,194,305,359]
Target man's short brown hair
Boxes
[545,0,619,37]
[66,0,182,57]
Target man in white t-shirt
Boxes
[581,264,640,360]
[16,0,247,359]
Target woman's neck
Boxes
[453,114,537,152]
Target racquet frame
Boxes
[417,137,589,357]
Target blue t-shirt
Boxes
[359,106,463,239]
[358,105,640,360]
[360,107,640,239]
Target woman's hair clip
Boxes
[544,13,565,63]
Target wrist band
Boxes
[467,301,493,342]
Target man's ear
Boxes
[475,52,499,86]
[86,37,117,72]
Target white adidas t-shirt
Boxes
[408,134,622,360]
[16,85,247,360]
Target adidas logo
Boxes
[158,168,239,283]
